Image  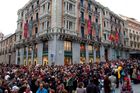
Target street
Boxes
[116,84,140,93]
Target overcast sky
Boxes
[0,0,140,35]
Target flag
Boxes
[28,20,33,37]
[109,34,112,41]
[115,31,119,42]
[24,22,28,38]
[87,19,91,34]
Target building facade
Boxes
[121,15,140,58]
[0,33,16,64]
[3,0,131,66]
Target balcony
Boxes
[37,28,51,37]
[34,4,40,10]
[33,19,39,25]
[79,3,85,11]
[80,17,85,25]
[40,11,50,19]
[62,28,78,36]
[64,10,76,18]
[94,11,100,17]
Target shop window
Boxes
[64,41,72,51]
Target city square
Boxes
[0,0,140,93]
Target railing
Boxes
[64,10,75,17]
[40,11,50,18]
[38,27,78,37]
[94,11,100,16]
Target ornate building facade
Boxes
[121,15,140,58]
[0,33,16,64]
[0,0,130,65]
[14,0,130,65]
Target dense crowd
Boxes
[0,59,140,93]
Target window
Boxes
[69,3,73,11]
[88,45,93,54]
[96,18,98,23]
[48,2,50,11]
[43,42,48,51]
[89,15,91,20]
[64,41,72,51]
[69,21,72,30]
[20,35,22,39]
[104,33,106,40]
[31,17,33,21]
[36,13,38,20]
[21,12,24,17]
[37,0,39,5]
[20,23,22,29]
[81,26,84,38]
[80,0,84,7]
[47,21,49,29]
[43,4,45,12]
[95,7,98,12]
[42,22,44,31]
[66,21,68,29]
[81,11,84,20]
[88,3,91,10]
[35,27,38,34]
[104,21,106,27]
[32,5,34,10]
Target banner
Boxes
[24,22,28,38]
[28,20,33,37]
[88,19,91,34]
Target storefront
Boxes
[88,45,94,63]
[43,42,48,65]
[80,43,86,63]
[64,41,72,65]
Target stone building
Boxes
[14,0,129,65]
[0,33,16,64]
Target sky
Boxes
[0,0,140,36]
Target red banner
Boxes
[24,22,28,38]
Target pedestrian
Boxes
[120,76,133,93]
[104,75,111,93]
[76,82,86,93]
[36,83,48,93]
[109,72,116,93]
[86,79,99,93]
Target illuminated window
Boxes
[64,41,72,51]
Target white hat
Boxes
[12,86,19,91]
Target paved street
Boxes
[116,84,140,93]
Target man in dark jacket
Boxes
[86,79,99,93]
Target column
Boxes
[31,46,34,64]
[20,48,24,65]
[108,48,113,61]
[93,47,96,63]
[100,45,105,62]
[37,43,43,65]
[15,49,18,64]
[26,47,28,65]
[72,42,80,64]
[85,44,89,63]
[48,35,64,65]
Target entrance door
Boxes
[64,57,72,65]
[105,49,108,61]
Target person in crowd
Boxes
[120,75,133,93]
[86,79,99,93]
[104,75,111,93]
[36,83,48,93]
[109,72,116,93]
[0,59,139,93]
[76,82,86,93]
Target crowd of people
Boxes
[0,59,140,93]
